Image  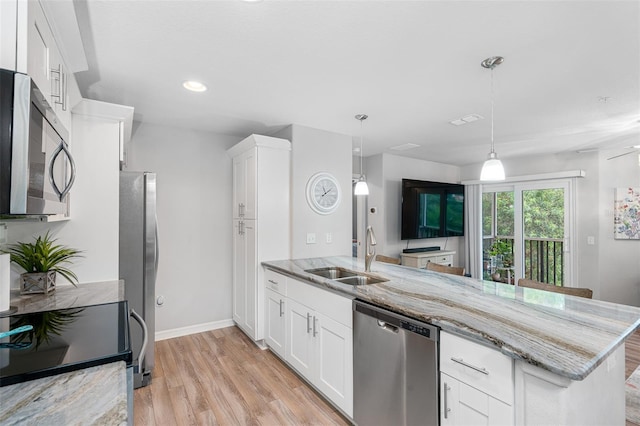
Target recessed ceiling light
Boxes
[183,81,207,92]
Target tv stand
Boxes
[401,250,456,269]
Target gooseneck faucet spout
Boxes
[365,226,377,272]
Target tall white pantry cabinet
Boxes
[228,135,291,342]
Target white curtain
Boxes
[464,184,483,279]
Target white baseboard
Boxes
[155,318,235,341]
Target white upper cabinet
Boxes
[232,148,257,220]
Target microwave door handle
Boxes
[49,141,76,202]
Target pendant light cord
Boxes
[360,119,364,175]
[491,66,495,154]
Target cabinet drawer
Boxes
[265,269,287,295]
[440,331,513,405]
[419,255,453,267]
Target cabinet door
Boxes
[243,221,257,337]
[232,149,257,220]
[441,373,512,426]
[265,289,286,358]
[232,220,246,326]
[314,312,353,417]
[233,220,257,339]
[26,2,52,104]
[286,298,314,378]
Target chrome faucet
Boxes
[365,226,377,272]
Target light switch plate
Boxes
[326,233,332,243]
[0,224,7,245]
[587,236,595,245]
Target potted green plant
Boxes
[489,239,513,267]
[2,232,82,294]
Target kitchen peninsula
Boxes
[0,281,131,424]
[263,256,640,425]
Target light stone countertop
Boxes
[263,256,640,381]
[7,280,124,315]
[0,361,128,425]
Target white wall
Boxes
[274,124,352,258]
[125,122,241,333]
[461,150,640,306]
[597,151,640,305]
[365,153,464,266]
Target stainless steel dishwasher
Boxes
[353,300,439,426]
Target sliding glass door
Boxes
[482,180,573,286]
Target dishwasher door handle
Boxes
[377,320,399,333]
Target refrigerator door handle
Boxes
[154,218,159,278]
[130,308,148,374]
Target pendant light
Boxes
[354,114,369,195]
[480,56,506,181]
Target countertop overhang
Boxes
[262,256,640,381]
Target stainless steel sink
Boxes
[335,275,388,286]
[305,267,388,286]
[305,267,359,280]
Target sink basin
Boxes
[305,267,388,286]
[335,275,388,286]
[305,267,359,280]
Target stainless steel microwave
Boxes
[0,69,75,216]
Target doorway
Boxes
[482,180,573,286]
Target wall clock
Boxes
[306,172,341,215]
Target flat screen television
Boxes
[401,179,465,240]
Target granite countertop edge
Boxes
[262,256,640,381]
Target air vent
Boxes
[389,143,420,151]
[449,114,484,126]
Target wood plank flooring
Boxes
[133,326,348,425]
[136,326,640,426]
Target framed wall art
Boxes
[614,187,640,240]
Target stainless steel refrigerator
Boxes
[119,171,158,388]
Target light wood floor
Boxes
[133,326,348,425]
[135,326,640,426]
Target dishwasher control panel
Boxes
[401,320,432,338]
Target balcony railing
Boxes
[483,237,564,285]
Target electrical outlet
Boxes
[326,233,332,243]
[306,233,316,244]
[587,236,595,245]
[0,224,6,245]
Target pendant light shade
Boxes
[480,56,506,181]
[480,151,505,181]
[354,176,369,195]
[354,114,369,195]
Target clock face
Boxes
[306,172,341,214]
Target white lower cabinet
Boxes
[441,372,513,426]
[440,331,514,425]
[285,298,353,417]
[264,288,286,359]
[264,270,353,418]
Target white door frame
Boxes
[482,178,576,287]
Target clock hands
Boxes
[321,187,333,198]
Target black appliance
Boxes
[0,68,75,216]
[401,178,465,240]
[0,302,132,387]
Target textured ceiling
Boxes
[73,0,640,166]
